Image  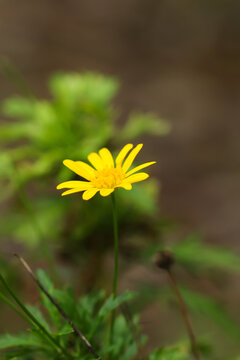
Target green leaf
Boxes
[76,290,106,339]
[119,112,171,141]
[36,269,61,330]
[180,287,240,341]
[119,179,159,216]
[1,347,40,359]
[0,333,44,349]
[121,341,137,360]
[53,287,76,319]
[8,197,65,247]
[2,97,34,118]
[54,323,73,336]
[173,234,240,272]
[149,343,190,360]
[99,291,137,319]
[135,282,240,343]
[0,123,34,143]
[109,314,145,360]
[77,290,105,321]
[50,72,119,107]
[0,152,14,177]
[25,305,51,333]
[0,153,15,202]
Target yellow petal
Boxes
[123,172,149,184]
[82,188,99,200]
[122,144,143,172]
[63,159,95,180]
[88,152,104,170]
[117,183,132,190]
[100,189,114,197]
[126,161,156,177]
[99,148,114,167]
[116,144,133,166]
[57,181,92,189]
[61,188,85,196]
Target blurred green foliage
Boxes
[134,280,240,349]
[0,72,169,257]
[172,234,240,273]
[0,269,192,360]
[0,268,234,359]
[143,233,240,274]
[138,232,240,355]
[149,343,191,360]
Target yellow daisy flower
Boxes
[57,143,156,200]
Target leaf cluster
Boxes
[0,269,191,360]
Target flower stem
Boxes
[0,291,30,323]
[109,192,119,344]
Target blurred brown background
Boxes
[1,0,240,250]
[0,0,240,356]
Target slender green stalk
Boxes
[109,192,119,344]
[0,291,30,323]
[0,274,70,358]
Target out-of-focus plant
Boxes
[0,269,143,360]
[143,233,240,274]
[0,72,169,262]
[0,268,199,360]
[141,230,240,341]
[0,261,238,360]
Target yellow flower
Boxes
[57,144,156,200]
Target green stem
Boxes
[109,192,119,344]
[0,291,30,323]
[0,274,71,359]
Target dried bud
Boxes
[154,250,175,270]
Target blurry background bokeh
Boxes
[0,1,240,359]
[1,0,240,246]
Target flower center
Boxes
[91,167,125,189]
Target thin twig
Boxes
[154,251,201,360]
[15,254,102,360]
[167,269,201,360]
